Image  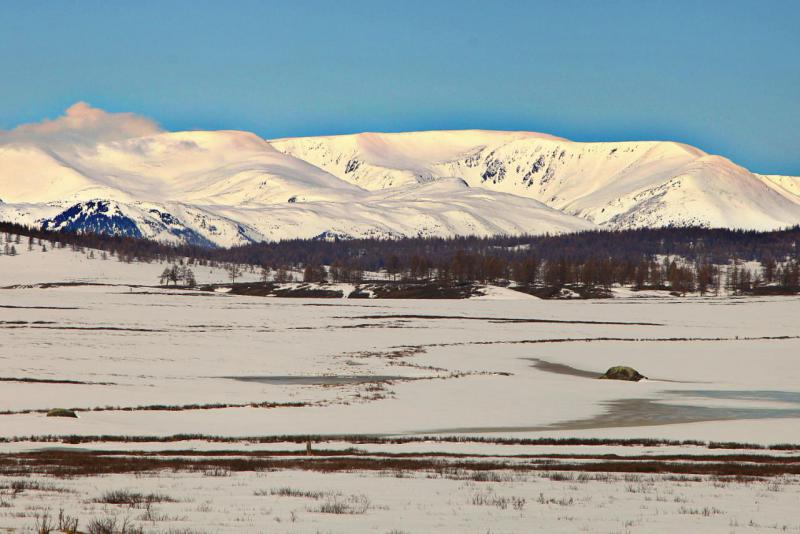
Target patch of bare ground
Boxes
[0,434,766,448]
[0,304,80,309]
[0,376,116,385]
[410,334,800,349]
[1,449,799,478]
[0,401,311,416]
[341,314,662,326]
[25,325,168,332]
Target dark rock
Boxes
[599,366,646,382]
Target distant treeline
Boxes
[2,221,799,294]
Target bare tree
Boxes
[185,268,197,288]
[303,264,327,283]
[274,266,291,283]
[303,264,314,283]
[159,267,171,285]
[226,263,242,284]
[168,265,180,285]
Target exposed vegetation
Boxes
[96,489,176,506]
[45,408,77,418]
[2,448,800,478]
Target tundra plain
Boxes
[1,247,799,533]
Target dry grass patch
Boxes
[96,489,176,507]
[314,494,371,514]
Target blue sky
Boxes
[1,0,798,174]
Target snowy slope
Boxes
[0,235,260,287]
[0,130,364,205]
[273,131,800,230]
[271,130,566,190]
[760,174,800,202]
[210,178,593,242]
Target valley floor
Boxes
[1,257,799,532]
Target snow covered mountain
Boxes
[0,106,592,246]
[273,130,800,231]
[1,104,798,247]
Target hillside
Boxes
[273,130,800,230]
[0,234,258,287]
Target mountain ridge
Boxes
[273,130,800,231]
[1,107,798,247]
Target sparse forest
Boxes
[2,221,799,295]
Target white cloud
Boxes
[0,102,163,147]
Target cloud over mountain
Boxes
[0,102,162,148]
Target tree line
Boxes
[2,221,799,294]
